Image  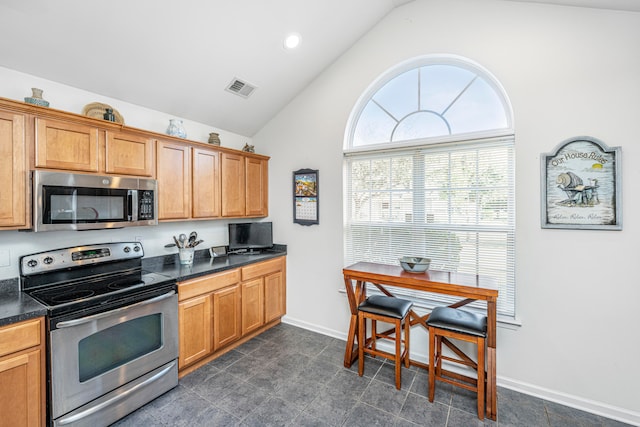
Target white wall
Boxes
[253,0,640,424]
[0,67,250,150]
[0,66,252,280]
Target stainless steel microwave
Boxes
[32,170,158,232]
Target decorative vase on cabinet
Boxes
[208,132,221,145]
[24,87,50,107]
[167,119,187,139]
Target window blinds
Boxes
[344,137,515,318]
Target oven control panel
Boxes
[20,242,144,275]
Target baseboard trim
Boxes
[281,315,346,341]
[281,316,640,426]
[497,376,639,426]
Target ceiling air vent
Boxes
[225,78,257,98]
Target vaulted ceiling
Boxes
[0,0,637,136]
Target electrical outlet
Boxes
[0,249,10,267]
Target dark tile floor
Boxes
[113,323,631,426]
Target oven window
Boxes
[78,314,162,382]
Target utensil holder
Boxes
[179,247,195,265]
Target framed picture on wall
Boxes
[541,136,621,230]
[293,169,319,226]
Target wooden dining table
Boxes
[343,261,499,420]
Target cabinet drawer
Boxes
[241,257,283,281]
[0,318,43,358]
[178,269,240,301]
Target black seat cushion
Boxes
[358,295,413,319]
[426,306,487,337]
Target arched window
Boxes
[344,56,516,318]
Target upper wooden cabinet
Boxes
[0,110,28,229]
[192,147,221,218]
[221,153,268,218]
[245,157,268,217]
[35,118,100,172]
[35,117,154,177]
[105,130,154,177]
[158,142,267,222]
[0,97,269,225]
[156,139,191,220]
[221,152,246,217]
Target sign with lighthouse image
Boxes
[541,136,621,230]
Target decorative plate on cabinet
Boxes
[82,102,125,124]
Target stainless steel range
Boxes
[20,242,178,427]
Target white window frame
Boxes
[343,55,516,320]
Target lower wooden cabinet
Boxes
[241,278,264,335]
[213,284,241,349]
[177,257,286,374]
[240,257,286,333]
[178,294,212,369]
[264,271,285,324]
[0,317,45,427]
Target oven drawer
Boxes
[0,318,42,358]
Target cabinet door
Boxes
[241,278,264,335]
[105,131,154,176]
[192,147,221,218]
[245,157,268,217]
[221,152,246,217]
[178,295,212,369]
[213,285,241,350]
[264,271,285,324]
[35,118,99,172]
[156,140,191,219]
[0,111,27,228]
[0,348,43,427]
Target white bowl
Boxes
[399,256,431,273]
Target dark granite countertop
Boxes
[0,246,286,327]
[0,279,48,327]
[142,245,287,282]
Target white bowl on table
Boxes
[399,256,431,273]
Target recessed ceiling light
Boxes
[283,33,302,50]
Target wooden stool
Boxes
[358,295,413,389]
[427,306,488,419]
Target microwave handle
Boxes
[127,190,137,221]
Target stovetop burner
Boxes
[26,272,146,308]
[107,276,143,291]
[20,242,175,318]
[50,289,96,304]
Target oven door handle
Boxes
[56,360,177,425]
[55,290,176,329]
